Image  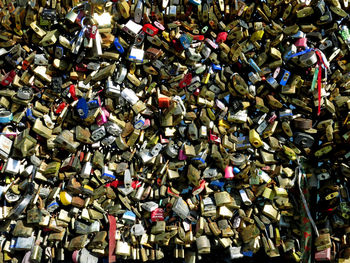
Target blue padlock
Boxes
[209,180,225,191]
[26,107,36,121]
[211,63,222,71]
[76,98,89,119]
[114,38,125,54]
[179,34,192,49]
[87,99,99,109]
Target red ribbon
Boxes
[315,51,328,116]
[317,64,322,116]
[108,215,117,263]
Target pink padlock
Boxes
[315,247,331,261]
[160,134,169,144]
[141,119,151,129]
[294,37,307,48]
[96,108,109,126]
[154,21,165,31]
[178,145,188,161]
[72,250,79,263]
[225,166,234,179]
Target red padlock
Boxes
[132,180,141,189]
[79,151,85,162]
[173,39,184,52]
[22,60,30,70]
[142,24,159,36]
[158,97,170,108]
[179,73,192,88]
[193,88,200,96]
[315,247,331,261]
[185,4,193,16]
[1,70,15,86]
[192,34,205,41]
[55,102,67,114]
[69,84,78,101]
[216,32,228,43]
[75,64,88,72]
[205,38,218,49]
[88,25,98,39]
[209,131,221,144]
[268,112,277,123]
[76,11,85,26]
[192,179,206,195]
[160,134,169,144]
[167,187,180,197]
[225,166,234,179]
[151,208,164,222]
[106,180,120,188]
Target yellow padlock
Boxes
[162,31,170,42]
[60,191,72,206]
[325,192,339,200]
[218,119,230,129]
[250,30,264,42]
[249,129,263,148]
[283,145,297,160]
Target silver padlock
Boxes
[123,20,143,37]
[134,0,143,23]
[186,48,202,62]
[150,143,163,156]
[121,88,139,104]
[239,189,252,206]
[91,126,106,141]
[196,236,211,254]
[229,246,243,259]
[105,122,122,136]
[172,197,190,219]
[128,45,144,62]
[106,77,120,97]
[101,135,116,146]
[80,161,92,178]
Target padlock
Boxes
[115,241,131,256]
[214,191,231,206]
[294,132,314,148]
[196,236,210,254]
[239,189,252,206]
[315,247,331,261]
[30,244,43,263]
[315,233,332,251]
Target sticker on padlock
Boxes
[151,208,164,222]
